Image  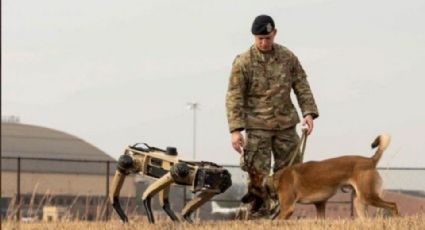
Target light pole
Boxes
[187,101,200,220]
[184,102,199,211]
[187,102,199,160]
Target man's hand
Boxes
[231,131,244,153]
[302,114,314,135]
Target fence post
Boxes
[350,189,354,218]
[16,157,21,221]
[105,161,110,221]
[183,187,187,207]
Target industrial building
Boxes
[1,121,136,220]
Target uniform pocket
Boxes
[241,133,260,171]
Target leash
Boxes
[288,128,308,166]
[263,128,309,220]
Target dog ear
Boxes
[241,192,257,203]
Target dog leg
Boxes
[278,203,295,220]
[277,191,296,220]
[353,195,367,219]
[358,171,399,217]
[314,201,326,219]
[366,195,399,217]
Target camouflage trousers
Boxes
[240,127,302,218]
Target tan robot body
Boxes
[109,143,232,223]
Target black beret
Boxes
[251,15,275,35]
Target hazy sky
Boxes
[3,0,425,167]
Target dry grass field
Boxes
[3,214,425,230]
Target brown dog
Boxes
[272,133,398,219]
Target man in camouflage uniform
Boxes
[225,15,319,218]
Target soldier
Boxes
[225,15,319,218]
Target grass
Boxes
[2,214,425,230]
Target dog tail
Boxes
[371,133,391,166]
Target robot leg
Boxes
[109,170,129,222]
[141,172,174,223]
[181,191,216,223]
[159,185,179,221]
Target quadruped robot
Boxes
[109,143,232,223]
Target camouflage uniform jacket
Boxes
[226,44,319,133]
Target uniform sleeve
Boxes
[226,56,247,132]
[291,55,319,119]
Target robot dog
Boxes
[109,143,232,223]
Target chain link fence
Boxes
[1,157,424,221]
